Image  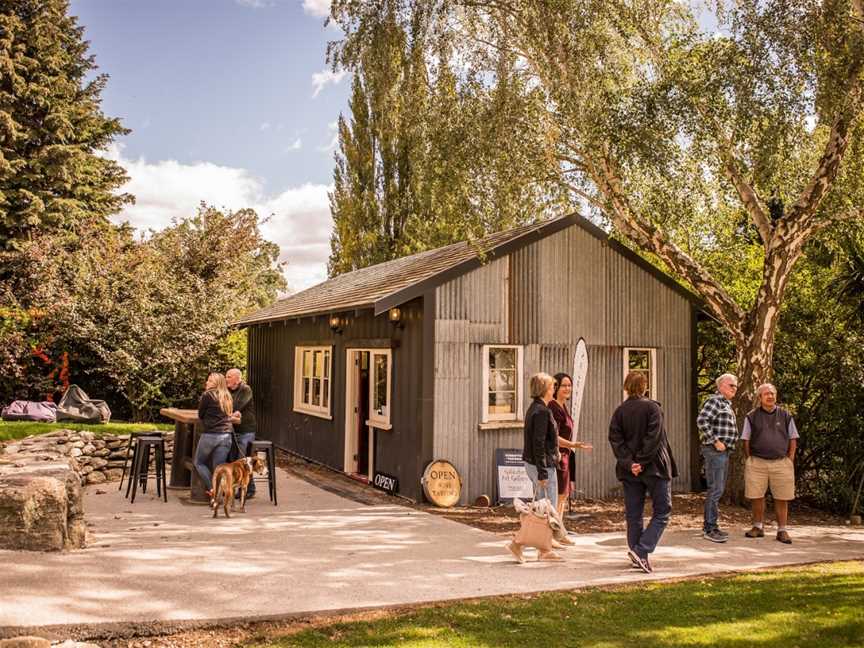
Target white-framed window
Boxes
[623,347,657,400]
[294,346,333,418]
[366,349,392,430]
[481,345,524,423]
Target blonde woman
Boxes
[194,372,236,497]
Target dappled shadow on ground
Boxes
[1,467,863,641]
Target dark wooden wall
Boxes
[246,297,429,501]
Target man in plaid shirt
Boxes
[697,373,740,543]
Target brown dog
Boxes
[211,455,265,518]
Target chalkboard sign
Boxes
[495,448,534,505]
[373,471,399,494]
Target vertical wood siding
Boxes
[434,225,693,503]
[247,298,428,500]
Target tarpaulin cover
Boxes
[1,400,57,422]
[56,385,111,424]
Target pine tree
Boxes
[0,0,132,248]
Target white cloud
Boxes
[285,138,302,152]
[260,122,271,131]
[302,0,331,18]
[317,120,339,153]
[104,143,332,292]
[236,0,272,7]
[311,68,346,98]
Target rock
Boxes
[85,471,106,485]
[80,431,95,442]
[104,468,123,481]
[4,445,21,454]
[71,441,85,449]
[93,448,110,457]
[90,458,108,469]
[0,462,86,551]
[106,440,125,450]
[106,460,126,469]
[79,465,94,475]
[55,437,68,445]
[0,636,51,648]
[108,451,128,460]
[53,641,102,648]
[81,444,95,455]
[69,448,82,457]
[92,439,106,449]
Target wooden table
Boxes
[160,407,242,504]
[159,407,208,503]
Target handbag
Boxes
[513,482,555,551]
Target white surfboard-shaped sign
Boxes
[571,338,588,440]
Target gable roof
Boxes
[235,213,701,327]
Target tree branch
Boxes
[587,150,746,337]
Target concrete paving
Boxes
[2,467,863,637]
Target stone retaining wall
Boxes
[2,429,174,485]
[0,428,173,551]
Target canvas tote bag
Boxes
[513,482,555,551]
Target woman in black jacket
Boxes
[521,372,560,507]
[193,372,236,496]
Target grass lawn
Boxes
[0,420,172,442]
[249,562,864,648]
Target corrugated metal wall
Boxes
[434,225,693,503]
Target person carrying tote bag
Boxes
[507,372,570,563]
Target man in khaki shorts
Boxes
[742,383,798,544]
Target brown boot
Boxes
[745,526,765,538]
[776,530,792,544]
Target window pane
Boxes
[323,351,330,378]
[312,377,321,406]
[488,391,515,414]
[628,350,650,371]
[302,377,310,405]
[323,379,329,408]
[373,354,388,414]
[489,369,516,392]
[489,347,516,370]
[303,350,312,377]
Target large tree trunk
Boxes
[723,242,803,502]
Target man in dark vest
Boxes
[742,383,799,544]
[226,368,258,497]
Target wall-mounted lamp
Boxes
[329,315,343,334]
[388,307,403,329]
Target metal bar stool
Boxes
[249,440,277,505]
[119,430,162,493]
[128,435,168,504]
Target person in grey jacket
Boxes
[609,371,678,573]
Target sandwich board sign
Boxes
[495,448,534,504]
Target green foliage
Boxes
[0,205,284,420]
[250,562,864,647]
[0,0,133,248]
[327,2,569,275]
[0,420,172,442]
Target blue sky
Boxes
[71,0,349,290]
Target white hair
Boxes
[716,373,738,390]
[226,368,242,379]
[756,383,777,397]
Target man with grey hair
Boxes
[742,383,798,544]
[696,373,740,543]
[226,368,257,497]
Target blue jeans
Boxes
[702,445,729,532]
[237,431,256,495]
[524,461,558,509]
[194,433,231,491]
[622,476,672,558]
